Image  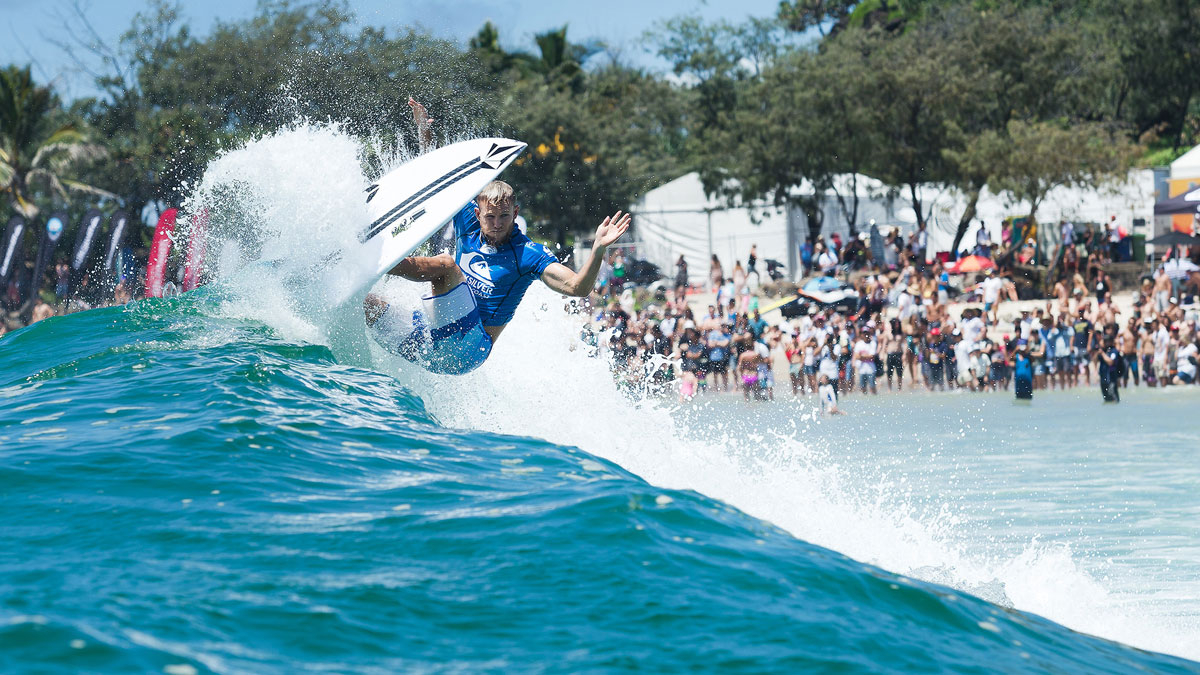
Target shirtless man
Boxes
[1053,276,1071,317]
[884,318,905,391]
[30,296,55,323]
[1119,317,1139,387]
[1153,268,1172,315]
[1139,318,1158,387]
[364,99,630,374]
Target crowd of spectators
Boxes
[583,225,1200,409]
[1,258,138,335]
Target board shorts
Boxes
[368,283,493,375]
[1154,359,1171,382]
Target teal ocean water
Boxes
[3,126,1198,672]
[3,293,1198,673]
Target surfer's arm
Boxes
[408,97,435,152]
[540,211,631,297]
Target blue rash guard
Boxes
[452,203,559,327]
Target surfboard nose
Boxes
[479,139,527,170]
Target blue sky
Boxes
[1,0,784,100]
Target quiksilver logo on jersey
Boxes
[460,251,494,295]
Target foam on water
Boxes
[191,124,1199,661]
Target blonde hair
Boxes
[476,180,515,207]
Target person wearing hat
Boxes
[1165,296,1185,324]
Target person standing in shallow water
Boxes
[1013,343,1033,400]
[1096,335,1122,403]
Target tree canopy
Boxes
[2,0,1196,264]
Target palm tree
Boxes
[468,23,599,87]
[0,65,112,220]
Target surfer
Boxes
[363,98,631,375]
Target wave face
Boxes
[1,126,1196,673]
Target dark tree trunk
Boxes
[951,189,981,255]
[908,181,924,231]
[835,173,860,238]
[801,198,824,243]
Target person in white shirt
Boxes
[817,245,838,275]
[962,308,986,346]
[1174,340,1198,385]
[1019,310,1034,341]
[1154,324,1172,383]
[1060,221,1075,247]
[853,334,878,394]
[978,271,1006,325]
[954,334,973,388]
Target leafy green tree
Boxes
[690,42,880,242]
[501,62,689,249]
[1088,0,1200,150]
[925,4,1111,252]
[777,0,857,35]
[968,120,1138,232]
[75,0,498,220]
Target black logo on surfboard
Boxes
[390,208,426,237]
[480,143,521,170]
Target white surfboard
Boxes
[321,137,526,306]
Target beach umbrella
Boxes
[1153,187,1200,215]
[1146,231,1200,247]
[947,255,996,274]
[804,276,845,293]
[1160,257,1200,280]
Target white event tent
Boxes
[631,170,1156,285]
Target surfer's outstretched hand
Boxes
[594,211,631,248]
[408,97,435,150]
